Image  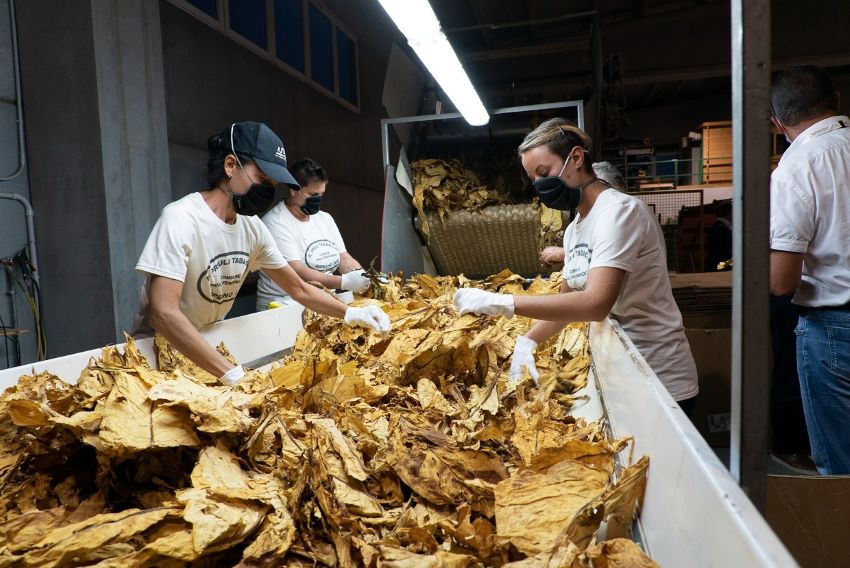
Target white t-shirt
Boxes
[134,192,287,331]
[563,188,698,401]
[256,203,347,308]
[770,115,850,307]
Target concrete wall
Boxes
[15,0,171,358]
[16,0,115,359]
[160,0,397,268]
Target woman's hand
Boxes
[344,305,391,332]
[340,269,371,293]
[539,246,565,265]
[509,336,539,384]
[452,289,515,318]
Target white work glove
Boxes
[340,270,371,293]
[509,336,540,384]
[452,288,515,318]
[344,305,391,333]
[219,364,245,386]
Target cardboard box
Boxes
[684,328,850,567]
[767,474,850,567]
[685,328,731,447]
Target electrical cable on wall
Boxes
[0,309,12,369]
[14,248,47,359]
[0,249,47,365]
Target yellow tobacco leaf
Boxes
[148,375,254,434]
[98,371,199,454]
[494,459,610,555]
[378,545,477,568]
[178,488,267,554]
[583,538,660,567]
[417,379,459,415]
[154,334,233,385]
[2,506,69,553]
[308,417,370,481]
[20,507,178,568]
[191,445,250,490]
[502,540,581,567]
[602,456,650,539]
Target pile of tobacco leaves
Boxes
[0,271,656,567]
[409,160,564,250]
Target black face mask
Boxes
[533,156,578,210]
[233,183,276,216]
[533,155,597,211]
[300,193,323,216]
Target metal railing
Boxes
[601,154,734,191]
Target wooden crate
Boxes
[701,120,732,184]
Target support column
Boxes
[90,0,172,336]
[729,0,771,510]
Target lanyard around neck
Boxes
[802,118,849,144]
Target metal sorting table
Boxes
[0,307,797,566]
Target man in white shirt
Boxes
[135,122,389,386]
[769,65,850,474]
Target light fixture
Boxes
[377,0,490,126]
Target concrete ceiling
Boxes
[427,0,850,111]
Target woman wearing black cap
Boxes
[453,118,698,414]
[133,122,390,386]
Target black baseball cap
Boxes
[230,121,300,188]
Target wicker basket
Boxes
[425,204,546,278]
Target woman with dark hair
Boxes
[256,158,370,310]
[133,122,389,386]
[453,118,698,413]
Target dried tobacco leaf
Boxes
[494,459,610,555]
[601,456,650,540]
[583,538,659,568]
[0,270,655,566]
[19,507,180,567]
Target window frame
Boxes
[167,0,360,113]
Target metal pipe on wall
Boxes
[0,193,39,284]
[0,0,26,182]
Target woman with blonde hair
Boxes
[453,118,698,413]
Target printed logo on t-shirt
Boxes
[304,239,341,272]
[566,242,592,290]
[196,251,250,304]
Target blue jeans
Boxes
[796,309,850,474]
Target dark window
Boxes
[274,0,304,72]
[187,0,217,18]
[229,0,267,49]
[336,29,357,105]
[309,4,333,91]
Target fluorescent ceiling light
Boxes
[378,0,489,126]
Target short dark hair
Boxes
[289,158,328,188]
[206,128,253,189]
[771,65,838,126]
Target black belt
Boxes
[800,303,850,312]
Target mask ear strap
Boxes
[229,123,247,171]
